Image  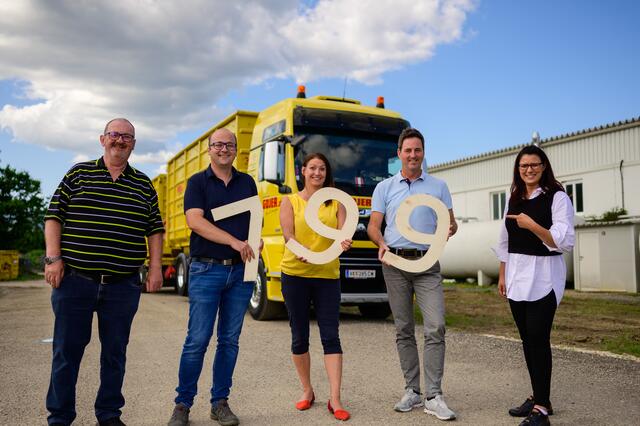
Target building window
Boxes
[491,191,507,220]
[565,181,584,213]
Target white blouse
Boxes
[493,188,575,305]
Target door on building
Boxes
[578,231,600,290]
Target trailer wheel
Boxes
[358,303,391,319]
[249,259,285,320]
[175,254,189,296]
[138,265,148,293]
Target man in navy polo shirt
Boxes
[367,128,458,421]
[168,128,258,426]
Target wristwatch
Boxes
[44,255,63,265]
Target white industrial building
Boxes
[430,117,640,293]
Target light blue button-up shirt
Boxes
[371,170,452,250]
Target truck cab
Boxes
[245,90,409,319]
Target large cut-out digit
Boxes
[211,195,263,281]
[382,194,450,273]
[286,187,358,264]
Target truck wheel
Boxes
[249,259,284,321]
[358,303,392,319]
[138,265,148,293]
[175,254,189,296]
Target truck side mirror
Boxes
[263,140,288,193]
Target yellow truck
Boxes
[146,87,409,320]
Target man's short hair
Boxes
[104,118,135,136]
[398,127,425,149]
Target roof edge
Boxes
[430,116,640,172]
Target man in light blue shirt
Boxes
[368,128,458,421]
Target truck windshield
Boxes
[294,133,400,196]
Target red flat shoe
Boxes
[295,393,315,411]
[328,400,351,421]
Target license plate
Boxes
[346,269,376,279]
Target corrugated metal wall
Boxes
[430,123,640,219]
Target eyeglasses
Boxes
[104,131,135,143]
[209,141,237,151]
[518,162,543,171]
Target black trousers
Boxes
[281,272,342,355]
[508,290,557,408]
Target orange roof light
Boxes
[297,85,306,98]
[376,96,385,108]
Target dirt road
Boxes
[1,281,638,425]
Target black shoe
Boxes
[509,397,554,417]
[97,417,126,426]
[519,409,550,425]
[509,396,534,417]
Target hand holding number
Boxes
[231,239,255,262]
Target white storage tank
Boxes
[440,220,575,284]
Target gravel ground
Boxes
[0,280,638,426]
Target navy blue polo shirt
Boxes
[184,166,258,259]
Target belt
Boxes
[65,266,138,285]
[190,256,243,266]
[389,247,427,258]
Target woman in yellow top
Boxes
[280,152,352,421]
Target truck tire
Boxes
[175,254,189,297]
[249,259,285,321]
[358,303,391,319]
[138,265,148,293]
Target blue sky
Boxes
[1,0,638,198]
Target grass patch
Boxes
[15,271,44,281]
[411,282,640,358]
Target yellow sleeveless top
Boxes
[280,193,341,279]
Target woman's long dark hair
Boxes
[509,145,564,207]
[300,152,335,206]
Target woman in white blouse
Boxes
[495,145,574,426]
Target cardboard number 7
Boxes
[211,195,263,281]
[381,194,450,273]
[285,187,359,264]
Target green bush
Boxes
[600,207,627,222]
[21,249,44,274]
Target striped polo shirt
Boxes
[44,157,164,275]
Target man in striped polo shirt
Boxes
[43,118,164,426]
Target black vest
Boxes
[506,191,562,257]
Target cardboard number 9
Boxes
[381,194,450,273]
[285,187,358,264]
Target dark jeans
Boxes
[174,262,253,407]
[46,272,141,425]
[281,272,342,355]
[509,290,557,408]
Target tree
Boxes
[0,165,47,252]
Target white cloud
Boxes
[71,154,90,163]
[0,0,476,157]
[129,150,176,165]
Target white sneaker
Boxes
[424,394,456,420]
[394,389,423,412]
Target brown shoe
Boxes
[167,404,190,426]
[211,399,239,426]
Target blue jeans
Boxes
[174,262,253,407]
[46,271,141,425]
